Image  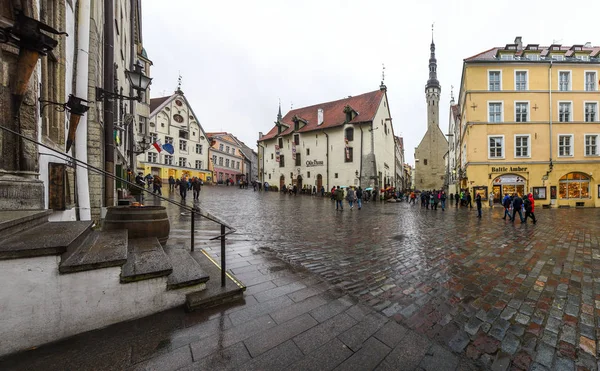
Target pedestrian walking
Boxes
[523,193,537,224]
[179,176,187,201]
[510,193,524,223]
[192,178,202,201]
[489,191,495,208]
[502,194,511,219]
[475,192,482,218]
[346,186,356,210]
[335,186,344,211]
[153,175,162,196]
[356,187,363,210]
[168,176,175,192]
[440,191,446,211]
[455,192,460,207]
[466,192,472,208]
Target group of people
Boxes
[501,193,537,223]
[332,186,364,211]
[418,190,448,210]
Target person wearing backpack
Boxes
[502,194,511,219]
[511,193,525,223]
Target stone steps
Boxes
[163,246,210,290]
[59,230,128,274]
[0,210,52,239]
[0,220,93,260]
[186,249,246,311]
[120,237,173,283]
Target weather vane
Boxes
[451,85,454,100]
[177,72,182,91]
[381,63,386,84]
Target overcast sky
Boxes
[142,0,600,165]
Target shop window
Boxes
[559,172,591,199]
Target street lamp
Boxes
[95,61,152,102]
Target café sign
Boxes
[306,159,324,167]
[491,166,528,173]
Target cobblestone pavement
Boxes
[165,186,600,370]
[2,186,599,370]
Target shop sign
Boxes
[493,175,526,184]
[306,159,324,167]
[491,166,528,173]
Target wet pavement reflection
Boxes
[152,186,600,370]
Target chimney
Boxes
[259,132,263,139]
[514,36,523,51]
[585,42,592,48]
[317,108,324,126]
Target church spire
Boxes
[426,24,440,89]
[277,99,282,121]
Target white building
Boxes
[138,89,211,181]
[258,85,397,191]
[447,97,461,194]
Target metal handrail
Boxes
[0,124,234,286]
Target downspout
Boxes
[359,125,363,187]
[323,130,329,190]
[74,0,92,221]
[128,0,137,175]
[548,61,553,176]
[104,0,115,208]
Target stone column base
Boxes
[0,174,45,210]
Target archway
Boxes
[492,174,526,200]
[279,175,285,190]
[297,175,303,191]
[317,174,323,190]
[559,172,591,199]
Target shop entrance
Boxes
[280,175,285,190]
[492,174,526,198]
[317,174,323,190]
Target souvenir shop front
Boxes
[491,174,527,202]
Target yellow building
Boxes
[455,37,600,207]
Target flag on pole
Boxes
[152,139,163,152]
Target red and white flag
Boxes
[152,139,163,152]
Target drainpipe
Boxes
[128,0,137,175]
[323,130,329,190]
[74,0,91,221]
[548,60,553,176]
[104,0,115,208]
[359,125,363,187]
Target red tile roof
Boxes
[465,44,600,62]
[259,89,385,141]
[150,96,170,113]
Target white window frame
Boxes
[557,134,574,157]
[164,155,173,165]
[164,136,173,145]
[514,134,531,158]
[196,144,203,154]
[557,101,573,122]
[149,132,158,143]
[558,70,572,91]
[584,134,599,156]
[514,101,530,123]
[147,152,157,163]
[195,160,202,169]
[488,70,502,91]
[584,101,598,122]
[584,71,597,91]
[487,101,503,123]
[225,159,230,167]
[179,139,187,152]
[514,70,528,91]
[178,157,187,167]
[525,53,539,61]
[487,135,505,159]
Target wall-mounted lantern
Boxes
[38,94,90,152]
[0,9,67,114]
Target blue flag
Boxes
[162,143,175,154]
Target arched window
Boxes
[559,172,591,199]
[345,128,354,141]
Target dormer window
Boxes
[343,105,356,123]
[294,121,299,131]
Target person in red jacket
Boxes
[524,193,537,224]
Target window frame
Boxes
[558,101,573,122]
[164,136,173,145]
[487,135,505,159]
[584,101,598,122]
[196,144,203,154]
[584,134,599,156]
[557,134,574,157]
[345,127,354,141]
[279,154,285,167]
[164,155,173,165]
[147,152,157,163]
[514,101,529,123]
[514,70,528,91]
[488,70,502,91]
[195,160,202,169]
[179,139,188,151]
[344,147,353,163]
[487,101,503,123]
[558,70,572,91]
[178,157,187,167]
[514,134,531,158]
[584,71,597,91]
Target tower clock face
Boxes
[173,114,184,123]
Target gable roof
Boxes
[149,92,209,141]
[150,96,170,113]
[259,89,385,141]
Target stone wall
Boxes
[415,127,447,191]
